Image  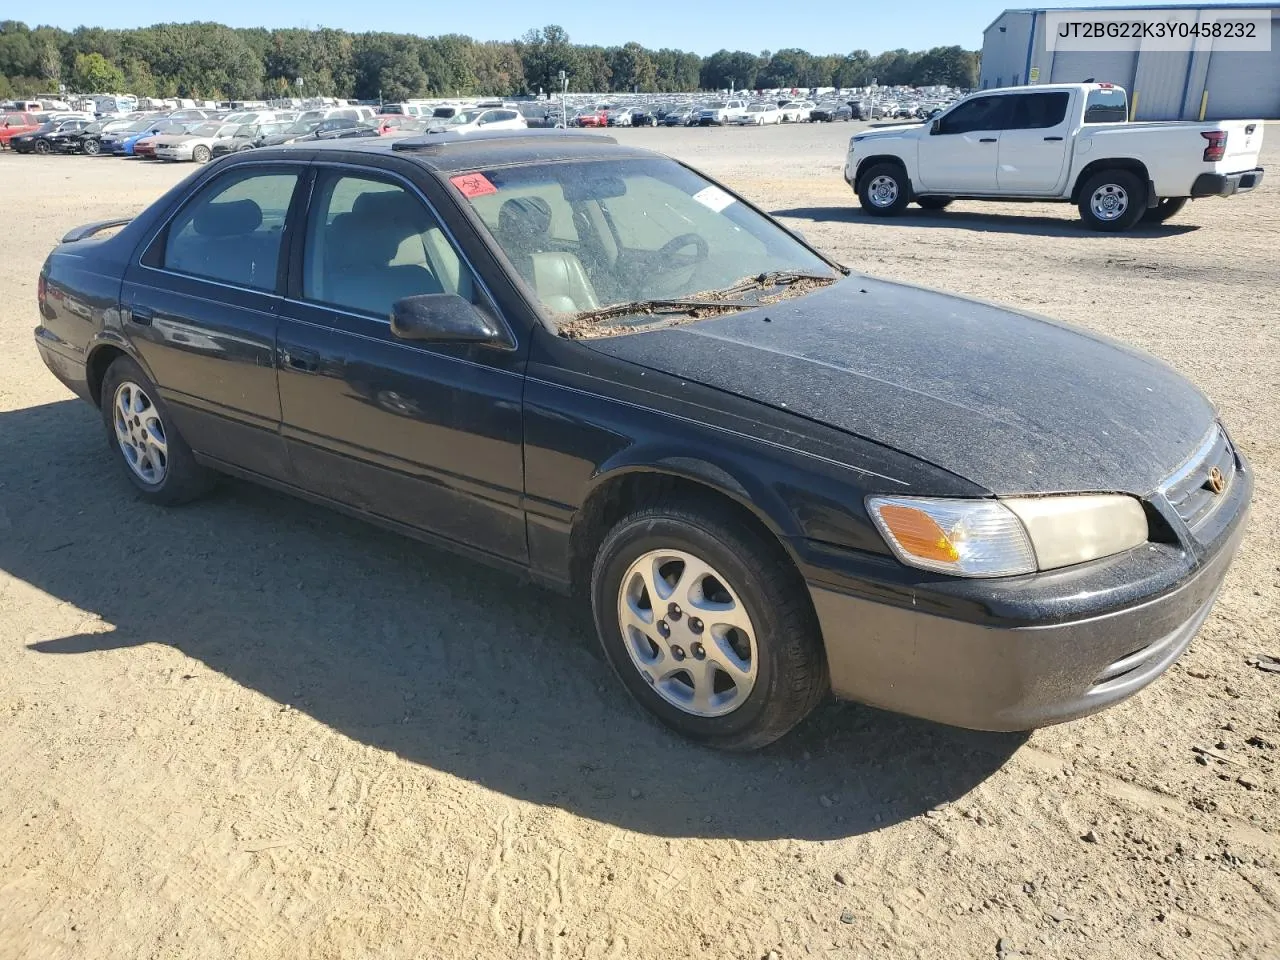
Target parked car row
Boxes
[2,105,436,162]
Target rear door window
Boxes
[1005,93,1070,130]
[162,169,300,291]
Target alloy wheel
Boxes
[616,549,758,718]
[112,381,168,485]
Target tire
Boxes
[34,138,51,154]
[82,139,100,156]
[857,162,911,217]
[191,145,211,163]
[1077,169,1147,232]
[590,495,828,751]
[916,196,954,210]
[100,356,215,505]
[1142,197,1189,224]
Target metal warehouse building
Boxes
[980,4,1280,119]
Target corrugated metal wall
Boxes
[1200,20,1280,119]
[1048,50,1138,87]
[1132,52,1192,120]
[984,6,1280,119]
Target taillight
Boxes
[37,273,46,308]
[1202,130,1227,162]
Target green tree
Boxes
[72,51,124,92]
[610,42,656,92]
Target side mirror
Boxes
[930,119,942,135]
[390,293,506,346]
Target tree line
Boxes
[0,20,979,103]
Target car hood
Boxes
[581,277,1215,495]
[854,124,919,140]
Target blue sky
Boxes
[9,1,1220,55]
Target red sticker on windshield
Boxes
[450,172,498,198]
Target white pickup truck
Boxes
[843,83,1265,231]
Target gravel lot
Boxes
[1,122,1277,960]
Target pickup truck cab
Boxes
[844,83,1265,231]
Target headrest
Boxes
[497,196,552,243]
[326,212,401,268]
[193,199,262,237]
[353,189,430,232]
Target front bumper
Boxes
[1191,167,1264,198]
[805,460,1251,732]
[154,147,193,160]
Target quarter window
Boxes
[302,171,478,317]
[162,168,299,291]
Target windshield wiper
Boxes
[566,298,753,325]
[713,270,841,299]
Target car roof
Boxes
[248,129,662,174]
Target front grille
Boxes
[1160,426,1236,531]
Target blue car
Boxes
[104,119,186,156]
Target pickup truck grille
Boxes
[1160,426,1235,531]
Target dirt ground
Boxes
[1,122,1277,960]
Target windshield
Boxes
[456,158,836,335]
[283,119,320,135]
[190,122,222,137]
[707,102,728,109]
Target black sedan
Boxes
[51,118,129,155]
[11,119,91,153]
[34,130,1250,750]
[809,102,853,122]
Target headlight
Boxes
[867,494,1148,578]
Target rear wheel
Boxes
[100,356,215,505]
[1142,197,1189,224]
[1077,169,1147,232]
[591,497,828,751]
[858,162,911,217]
[916,196,954,210]
[191,144,211,163]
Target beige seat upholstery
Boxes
[495,197,599,313]
[531,252,599,314]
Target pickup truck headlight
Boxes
[867,494,1148,578]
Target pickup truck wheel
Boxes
[916,196,953,210]
[100,356,215,505]
[591,498,828,751]
[1142,197,1189,224]
[1078,170,1147,231]
[858,163,910,217]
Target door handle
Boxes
[979,138,997,143]
[281,348,321,373]
[1043,136,1064,141]
[128,306,154,326]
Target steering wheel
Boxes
[656,232,709,271]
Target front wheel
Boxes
[591,497,828,751]
[100,356,215,505]
[34,139,51,154]
[858,162,911,217]
[1077,169,1147,232]
[191,145,211,163]
[82,139,100,156]
[1142,197,1188,224]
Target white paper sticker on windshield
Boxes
[692,185,736,213]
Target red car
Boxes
[574,109,607,128]
[0,112,40,149]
